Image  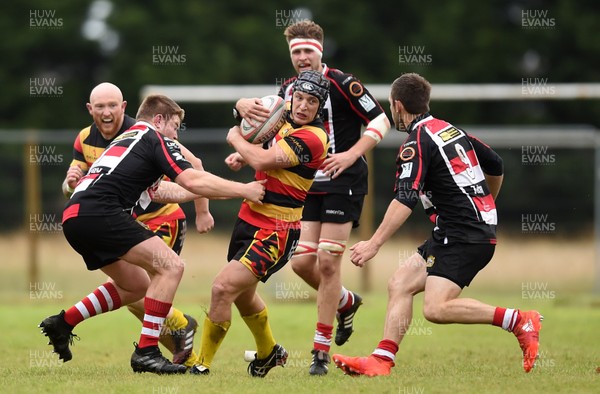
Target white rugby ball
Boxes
[240,95,286,144]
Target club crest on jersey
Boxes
[426,255,435,267]
[399,146,416,161]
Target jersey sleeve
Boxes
[394,127,430,210]
[151,132,193,180]
[70,129,90,172]
[333,72,385,124]
[468,134,503,176]
[277,128,327,168]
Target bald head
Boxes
[89,82,123,105]
[86,82,127,140]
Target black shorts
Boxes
[301,193,365,228]
[227,218,300,283]
[63,212,156,271]
[417,238,495,289]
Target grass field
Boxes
[1,232,599,393]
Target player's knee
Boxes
[316,239,346,277]
[390,262,426,297]
[316,255,340,279]
[153,253,185,277]
[211,279,236,301]
[291,242,317,275]
[422,301,446,324]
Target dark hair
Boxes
[136,94,185,122]
[390,73,431,114]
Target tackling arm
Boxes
[322,113,391,179]
[174,168,265,203]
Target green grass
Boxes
[1,232,598,393]
[2,291,599,394]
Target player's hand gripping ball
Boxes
[239,95,286,144]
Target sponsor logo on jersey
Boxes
[342,76,353,85]
[358,95,376,112]
[399,162,413,179]
[438,127,461,142]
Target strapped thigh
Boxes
[318,238,347,256]
[292,241,318,258]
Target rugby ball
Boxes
[240,95,286,144]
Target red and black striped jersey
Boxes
[68,115,185,223]
[394,114,503,244]
[279,64,385,195]
[238,116,329,230]
[63,121,193,222]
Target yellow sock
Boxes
[198,317,230,368]
[184,349,199,368]
[164,308,187,331]
[242,307,276,359]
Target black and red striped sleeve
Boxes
[468,134,503,176]
[151,131,193,180]
[328,70,385,125]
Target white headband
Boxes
[289,38,323,57]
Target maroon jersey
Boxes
[63,121,192,222]
[395,114,503,244]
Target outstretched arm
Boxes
[349,199,412,267]
[174,168,265,203]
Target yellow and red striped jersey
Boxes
[239,118,329,229]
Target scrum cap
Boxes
[293,70,330,112]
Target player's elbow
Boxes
[175,169,200,192]
[251,161,271,172]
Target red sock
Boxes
[337,291,353,313]
[492,307,518,331]
[372,339,398,362]
[313,322,333,352]
[63,282,121,327]
[138,297,171,349]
